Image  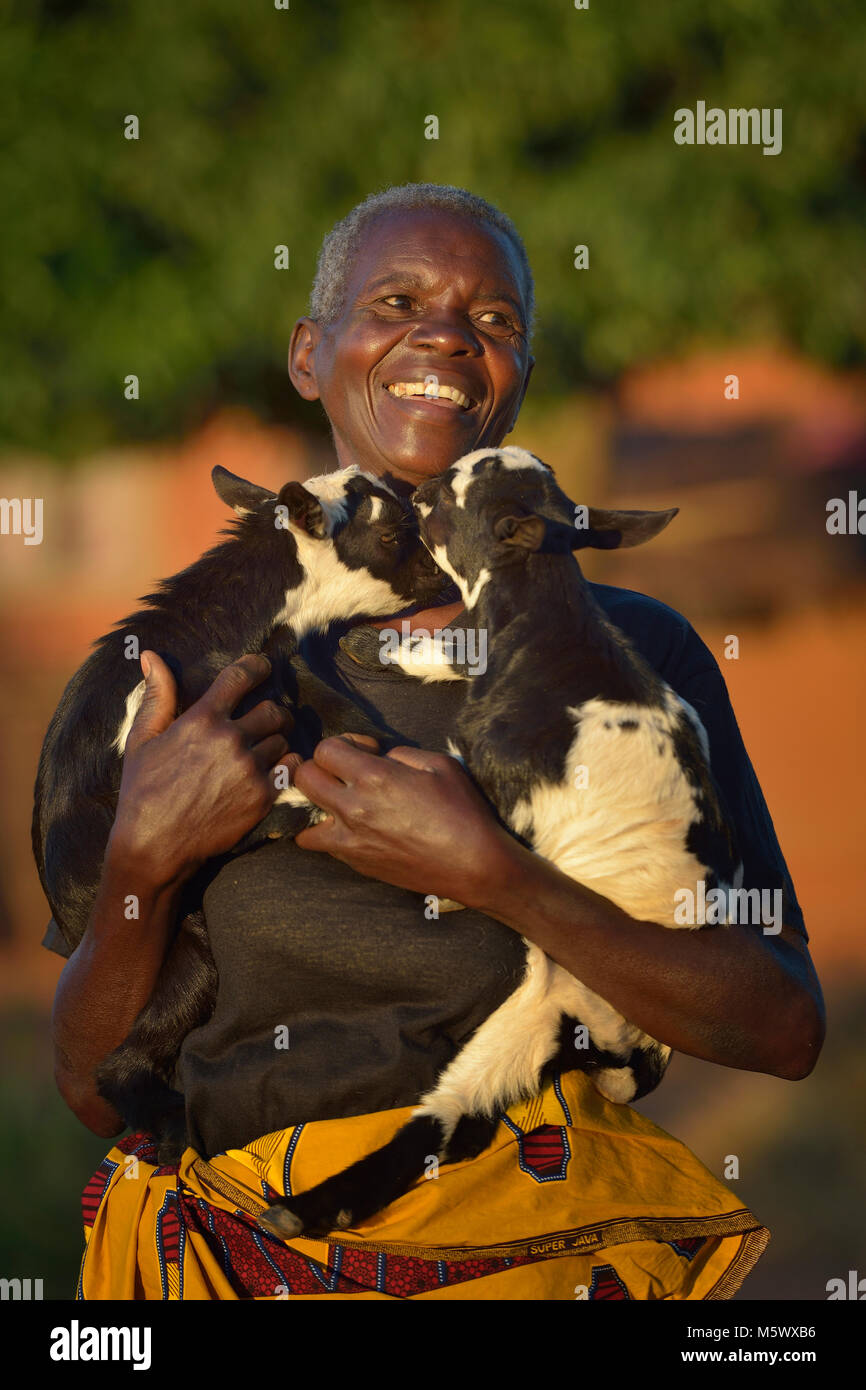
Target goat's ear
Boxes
[276,481,328,538]
[493,513,546,551]
[571,506,679,551]
[212,466,276,515]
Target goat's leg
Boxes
[540,1013,672,1105]
[230,798,322,855]
[338,625,473,681]
[289,651,391,741]
[95,908,216,1164]
[256,952,673,1238]
[257,946,565,1237]
[257,1115,446,1239]
[256,1108,497,1240]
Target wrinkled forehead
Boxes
[446,447,550,509]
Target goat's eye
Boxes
[379,530,399,545]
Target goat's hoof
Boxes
[257,1204,305,1239]
[339,627,383,666]
[155,1121,188,1167]
[156,1142,184,1167]
[444,1113,498,1164]
[335,1208,354,1230]
[436,897,466,913]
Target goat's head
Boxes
[213,464,445,617]
[411,447,677,607]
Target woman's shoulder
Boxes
[587,581,714,684]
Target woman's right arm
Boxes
[51,650,297,1135]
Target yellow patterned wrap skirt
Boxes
[77,1070,768,1300]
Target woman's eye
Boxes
[477,310,520,332]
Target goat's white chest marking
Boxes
[428,541,490,611]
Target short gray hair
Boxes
[309,183,535,341]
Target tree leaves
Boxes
[1,0,862,457]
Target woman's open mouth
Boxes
[385,381,475,411]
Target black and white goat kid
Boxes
[256,446,742,1239]
[32,463,443,1160]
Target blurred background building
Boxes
[1,0,864,1299]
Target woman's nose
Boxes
[404,314,480,355]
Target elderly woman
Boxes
[47,183,824,1301]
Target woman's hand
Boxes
[293,736,517,908]
[50,649,298,1135]
[108,650,298,890]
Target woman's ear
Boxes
[288,317,323,402]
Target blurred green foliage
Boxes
[0,1006,109,1299]
[1,0,864,457]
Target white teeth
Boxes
[387,382,471,408]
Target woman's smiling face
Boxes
[289,207,534,489]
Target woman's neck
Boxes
[367,598,465,631]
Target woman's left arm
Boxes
[294,737,825,1081]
